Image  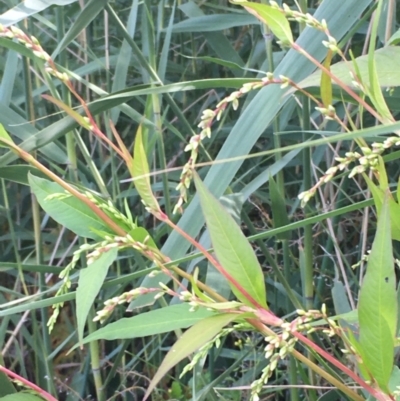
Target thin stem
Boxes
[247,320,365,401]
[291,350,364,401]
[292,43,387,123]
[88,307,106,401]
[164,218,265,309]
[292,331,391,401]
[5,140,127,236]
[0,365,58,401]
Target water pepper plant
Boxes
[1,1,400,400]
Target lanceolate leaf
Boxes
[78,304,214,345]
[358,195,397,392]
[194,173,267,308]
[76,248,118,344]
[144,313,238,400]
[42,95,92,129]
[296,47,400,91]
[0,355,16,397]
[128,227,157,249]
[320,49,333,107]
[366,0,393,123]
[168,13,257,33]
[0,394,44,401]
[0,124,14,148]
[364,174,400,241]
[28,174,111,240]
[0,0,78,26]
[131,125,161,214]
[231,1,293,46]
[0,376,15,397]
[388,29,400,46]
[51,0,109,58]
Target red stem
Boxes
[0,365,58,401]
[292,331,392,401]
[292,43,389,123]
[164,218,265,310]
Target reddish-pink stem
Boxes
[163,217,265,310]
[292,331,393,401]
[292,43,389,124]
[0,365,58,401]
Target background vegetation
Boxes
[0,0,400,400]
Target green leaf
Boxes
[388,366,400,399]
[0,124,13,148]
[364,174,400,241]
[331,279,358,343]
[128,227,157,249]
[397,282,400,336]
[131,125,161,214]
[78,304,215,346]
[232,1,293,46]
[110,0,139,124]
[144,313,237,400]
[269,175,290,240]
[179,54,244,71]
[388,29,400,46]
[42,95,92,129]
[366,0,393,123]
[76,248,118,344]
[358,194,397,392]
[0,394,44,401]
[0,0,78,26]
[296,47,400,91]
[320,50,333,107]
[168,13,257,32]
[0,375,15,397]
[0,356,16,397]
[0,166,47,185]
[28,174,111,240]
[143,0,373,304]
[0,102,68,164]
[51,0,109,59]
[179,2,245,77]
[193,173,267,308]
[397,176,400,206]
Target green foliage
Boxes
[358,196,397,392]
[144,313,238,400]
[0,123,13,148]
[2,0,400,400]
[231,1,293,46]
[297,46,400,91]
[0,395,44,401]
[269,174,290,240]
[28,174,115,239]
[80,304,215,344]
[131,125,161,214]
[76,248,118,344]
[194,173,267,308]
[0,363,16,397]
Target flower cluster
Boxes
[315,105,337,121]
[48,233,162,330]
[47,240,105,331]
[173,73,284,214]
[84,191,137,233]
[180,324,245,378]
[299,136,400,206]
[94,287,161,323]
[269,2,329,35]
[250,330,297,401]
[250,304,340,401]
[0,24,68,82]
